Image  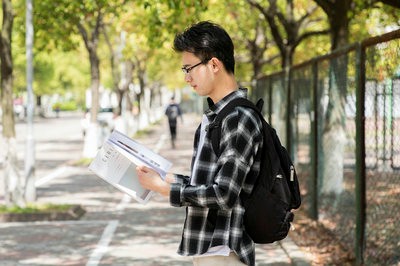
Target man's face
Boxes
[181,52,214,97]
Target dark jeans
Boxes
[169,123,177,147]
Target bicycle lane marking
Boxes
[86,220,119,266]
[86,131,168,266]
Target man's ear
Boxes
[210,57,222,73]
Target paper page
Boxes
[89,130,172,204]
[108,130,172,177]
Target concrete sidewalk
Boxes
[0,113,312,266]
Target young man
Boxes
[137,21,263,266]
[165,96,183,148]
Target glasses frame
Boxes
[181,58,210,74]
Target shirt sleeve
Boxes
[170,174,189,207]
[170,108,262,210]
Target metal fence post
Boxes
[286,67,293,157]
[355,42,367,266]
[310,60,319,220]
[268,78,273,123]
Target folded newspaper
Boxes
[89,130,173,204]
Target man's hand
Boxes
[136,165,171,197]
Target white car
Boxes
[81,108,115,137]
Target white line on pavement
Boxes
[35,166,71,187]
[155,133,168,153]
[116,194,131,212]
[86,220,119,266]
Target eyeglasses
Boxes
[181,59,210,74]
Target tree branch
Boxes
[379,0,400,8]
[295,29,330,47]
[246,0,286,57]
[77,23,90,50]
[312,0,333,16]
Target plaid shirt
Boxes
[170,89,263,266]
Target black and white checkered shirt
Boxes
[170,89,263,266]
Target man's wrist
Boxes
[161,182,171,197]
[165,173,176,183]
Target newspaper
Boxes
[89,130,172,204]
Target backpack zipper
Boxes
[290,165,294,181]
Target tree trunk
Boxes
[78,14,102,158]
[37,95,45,117]
[321,2,350,195]
[1,0,14,140]
[82,47,101,158]
[1,0,25,207]
[277,46,294,148]
[89,48,100,124]
[103,26,122,115]
[136,67,145,113]
[119,60,134,115]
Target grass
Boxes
[134,128,152,138]
[134,119,162,138]
[0,203,73,214]
[70,157,93,167]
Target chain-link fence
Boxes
[253,29,400,265]
[364,39,400,265]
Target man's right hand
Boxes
[136,165,171,197]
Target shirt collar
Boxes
[204,88,248,120]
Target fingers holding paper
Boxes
[136,165,171,197]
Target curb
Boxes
[280,236,313,266]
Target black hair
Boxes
[173,21,235,74]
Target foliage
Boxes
[0,203,73,214]
[200,1,264,82]
[2,0,399,105]
[365,39,400,82]
[34,0,126,104]
[119,1,207,90]
[34,0,120,51]
[52,101,78,111]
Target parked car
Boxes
[81,108,115,137]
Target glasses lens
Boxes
[181,59,210,74]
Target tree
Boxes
[119,0,207,118]
[102,24,131,116]
[35,0,128,157]
[246,0,329,147]
[312,0,352,195]
[204,1,279,85]
[247,0,328,69]
[313,0,400,195]
[0,0,26,207]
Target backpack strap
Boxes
[208,97,302,210]
[208,97,264,157]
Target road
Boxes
[14,111,84,180]
[0,112,198,266]
[0,112,311,265]
[0,112,85,196]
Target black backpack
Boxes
[207,97,301,244]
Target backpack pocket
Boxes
[243,184,292,244]
[270,169,292,205]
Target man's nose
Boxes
[184,73,191,83]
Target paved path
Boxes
[0,113,311,266]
